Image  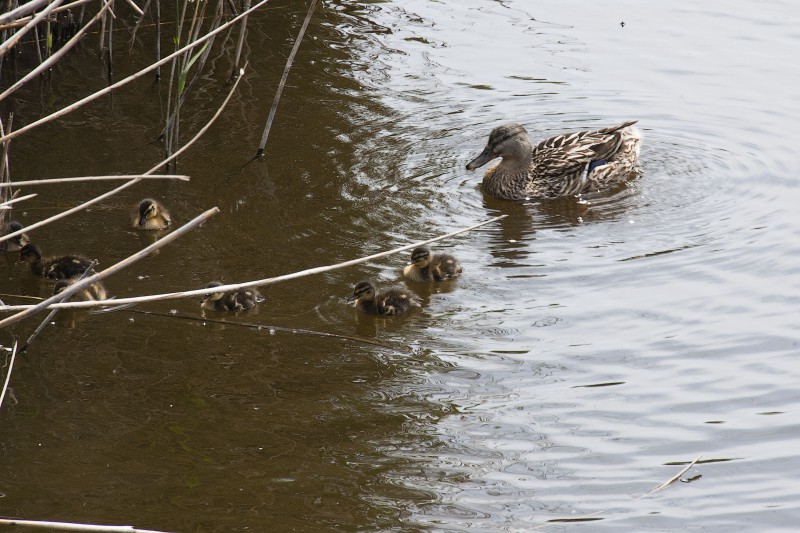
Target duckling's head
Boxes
[6,220,29,247]
[466,123,532,170]
[137,199,162,227]
[18,243,42,264]
[7,221,24,233]
[200,281,226,304]
[409,246,431,268]
[347,280,375,304]
[53,279,71,295]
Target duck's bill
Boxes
[138,215,147,226]
[346,294,357,304]
[466,147,495,170]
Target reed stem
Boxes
[0,342,17,411]
[0,0,63,60]
[256,0,318,157]
[0,67,244,246]
[0,0,271,144]
[0,0,115,104]
[0,174,189,188]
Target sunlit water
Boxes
[2,0,800,531]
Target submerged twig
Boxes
[0,174,190,187]
[128,309,398,349]
[128,0,152,47]
[231,0,250,78]
[256,0,318,157]
[0,341,18,411]
[0,207,220,329]
[0,215,507,311]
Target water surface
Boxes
[2,0,799,531]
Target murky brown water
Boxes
[2,0,800,530]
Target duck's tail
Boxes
[596,120,638,135]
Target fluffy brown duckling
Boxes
[131,198,171,230]
[1,220,30,252]
[347,280,421,316]
[200,281,265,312]
[403,246,463,282]
[18,243,95,280]
[53,278,109,301]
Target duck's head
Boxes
[200,281,226,304]
[18,243,42,264]
[347,280,375,304]
[466,123,532,170]
[137,199,162,227]
[408,247,431,268]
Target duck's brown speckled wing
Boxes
[528,122,636,197]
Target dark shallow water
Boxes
[2,0,800,531]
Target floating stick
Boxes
[128,309,398,349]
[0,342,18,410]
[0,517,167,532]
[0,193,37,209]
[0,215,507,312]
[0,174,190,187]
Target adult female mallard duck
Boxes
[347,280,421,316]
[53,278,109,301]
[18,243,96,279]
[466,121,641,200]
[403,246,463,282]
[1,220,30,252]
[131,198,171,230]
[200,281,265,312]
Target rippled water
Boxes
[2,0,799,531]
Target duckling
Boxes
[466,121,641,200]
[53,278,109,301]
[347,280,421,316]
[18,243,95,280]
[200,281,265,312]
[403,246,463,282]
[1,220,30,252]
[131,198,171,230]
